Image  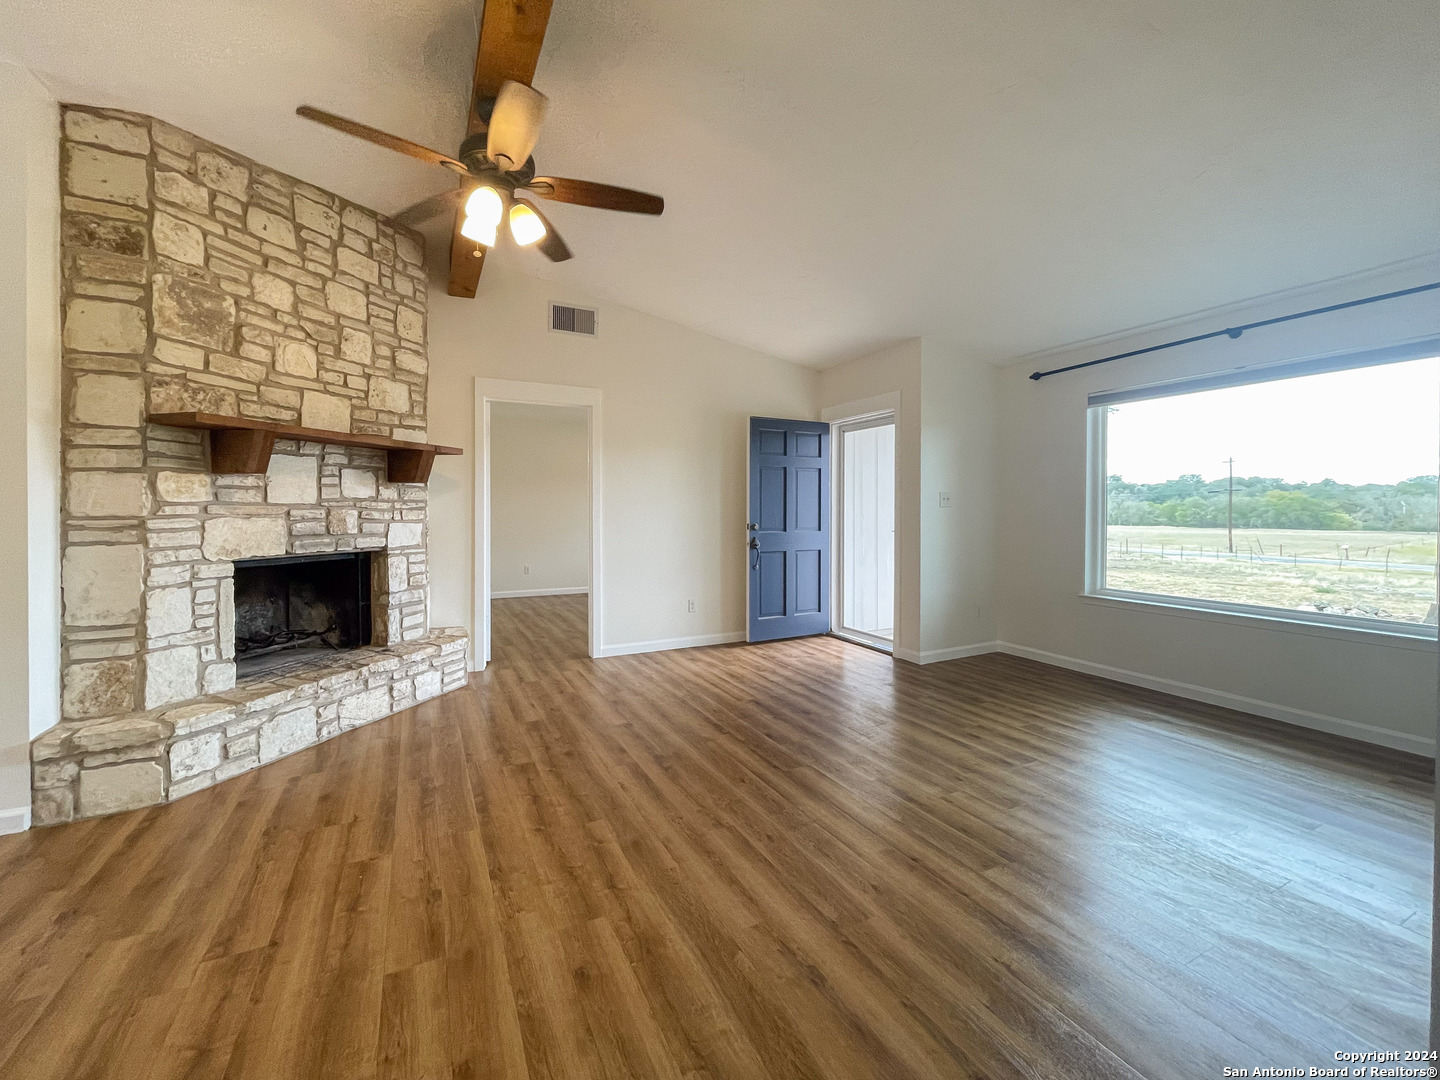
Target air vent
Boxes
[550,303,597,337]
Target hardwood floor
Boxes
[0,592,1430,1079]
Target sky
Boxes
[1106,356,1440,485]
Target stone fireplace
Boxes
[31,106,468,825]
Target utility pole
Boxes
[1225,457,1235,554]
[1205,459,1237,554]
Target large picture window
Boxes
[1087,343,1440,635]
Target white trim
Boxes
[994,641,1435,757]
[491,587,589,599]
[823,390,904,653]
[821,391,902,424]
[823,388,898,423]
[1083,381,1439,646]
[0,805,31,835]
[1081,592,1438,650]
[1084,405,1107,596]
[595,632,745,658]
[832,411,897,651]
[474,379,603,671]
[893,641,999,665]
[869,635,1432,754]
[834,413,895,434]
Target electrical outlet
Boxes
[523,565,531,575]
[938,491,952,507]
[687,599,697,613]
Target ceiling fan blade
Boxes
[514,198,572,262]
[527,177,664,215]
[296,106,466,172]
[487,81,549,171]
[392,186,468,228]
[452,0,554,297]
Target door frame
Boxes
[745,417,831,643]
[822,392,903,651]
[473,378,602,669]
[831,411,897,651]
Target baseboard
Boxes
[994,641,1435,757]
[492,587,589,599]
[0,805,31,835]
[596,632,745,658]
[893,641,1000,665]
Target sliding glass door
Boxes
[836,416,895,647]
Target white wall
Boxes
[426,261,818,660]
[819,340,923,656]
[919,340,999,658]
[997,259,1440,754]
[819,338,1000,662]
[489,402,589,595]
[423,229,1432,756]
[0,63,61,832]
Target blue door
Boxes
[748,417,830,642]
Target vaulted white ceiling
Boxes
[7,0,1438,366]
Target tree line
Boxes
[1107,474,1440,531]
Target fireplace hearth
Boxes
[234,552,373,676]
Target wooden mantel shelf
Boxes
[149,412,463,483]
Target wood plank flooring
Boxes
[0,592,1430,1079]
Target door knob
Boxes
[747,522,759,531]
[748,537,759,549]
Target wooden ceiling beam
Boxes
[448,199,487,299]
[448,0,555,297]
[471,0,554,129]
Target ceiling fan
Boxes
[294,0,663,298]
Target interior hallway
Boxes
[0,594,1429,1079]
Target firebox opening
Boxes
[233,552,373,677]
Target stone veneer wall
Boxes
[33,629,468,823]
[55,104,434,724]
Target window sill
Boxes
[1080,591,1439,652]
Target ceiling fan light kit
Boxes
[460,185,504,246]
[294,0,663,296]
[459,214,497,249]
[455,183,549,251]
[508,201,547,246]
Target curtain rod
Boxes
[1028,280,1440,382]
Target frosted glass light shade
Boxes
[509,202,547,246]
[460,214,497,246]
[461,186,504,246]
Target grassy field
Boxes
[1105,526,1438,624]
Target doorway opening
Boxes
[487,402,590,666]
[474,379,602,671]
[834,414,896,649]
